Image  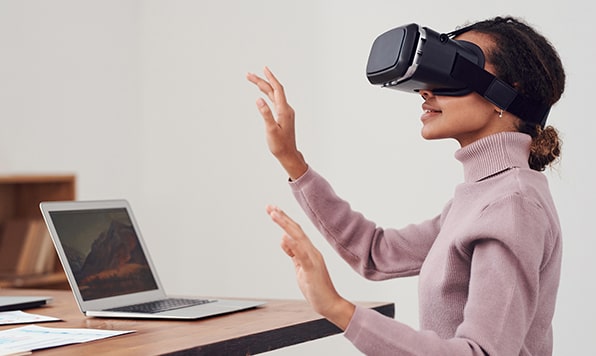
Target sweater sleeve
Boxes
[289,167,442,280]
[344,306,488,355]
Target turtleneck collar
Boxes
[454,132,532,183]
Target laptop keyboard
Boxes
[107,298,215,314]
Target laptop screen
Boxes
[49,208,158,301]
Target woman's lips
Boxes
[421,104,442,122]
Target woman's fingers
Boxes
[267,205,318,271]
[263,67,288,106]
[246,71,274,101]
[247,67,289,108]
[255,97,278,128]
[248,68,293,118]
[280,234,296,258]
[266,206,306,243]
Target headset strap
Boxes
[451,53,550,127]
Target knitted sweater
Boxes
[288,132,562,355]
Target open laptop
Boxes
[39,199,264,319]
[0,296,52,312]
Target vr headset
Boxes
[366,23,550,127]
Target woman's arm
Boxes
[290,167,443,280]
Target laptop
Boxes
[39,199,264,319]
[0,296,52,312]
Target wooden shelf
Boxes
[0,174,75,289]
[0,272,69,289]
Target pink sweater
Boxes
[289,132,562,355]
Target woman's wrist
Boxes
[325,298,356,331]
[280,151,308,180]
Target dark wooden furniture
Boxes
[0,175,75,289]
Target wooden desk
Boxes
[0,289,394,355]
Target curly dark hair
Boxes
[468,16,566,171]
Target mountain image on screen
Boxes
[66,219,158,300]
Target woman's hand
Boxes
[247,67,308,180]
[266,205,355,330]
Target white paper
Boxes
[0,325,134,355]
[0,348,30,356]
[0,311,60,326]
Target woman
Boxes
[247,16,565,355]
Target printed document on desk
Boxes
[0,325,134,355]
[0,311,59,325]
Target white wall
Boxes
[0,1,593,354]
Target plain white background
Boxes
[0,1,593,354]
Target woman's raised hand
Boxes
[247,67,308,180]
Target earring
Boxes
[498,109,503,118]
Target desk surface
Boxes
[0,289,394,355]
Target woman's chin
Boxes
[420,126,444,140]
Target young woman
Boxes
[247,16,565,355]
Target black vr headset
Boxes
[366,23,550,127]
